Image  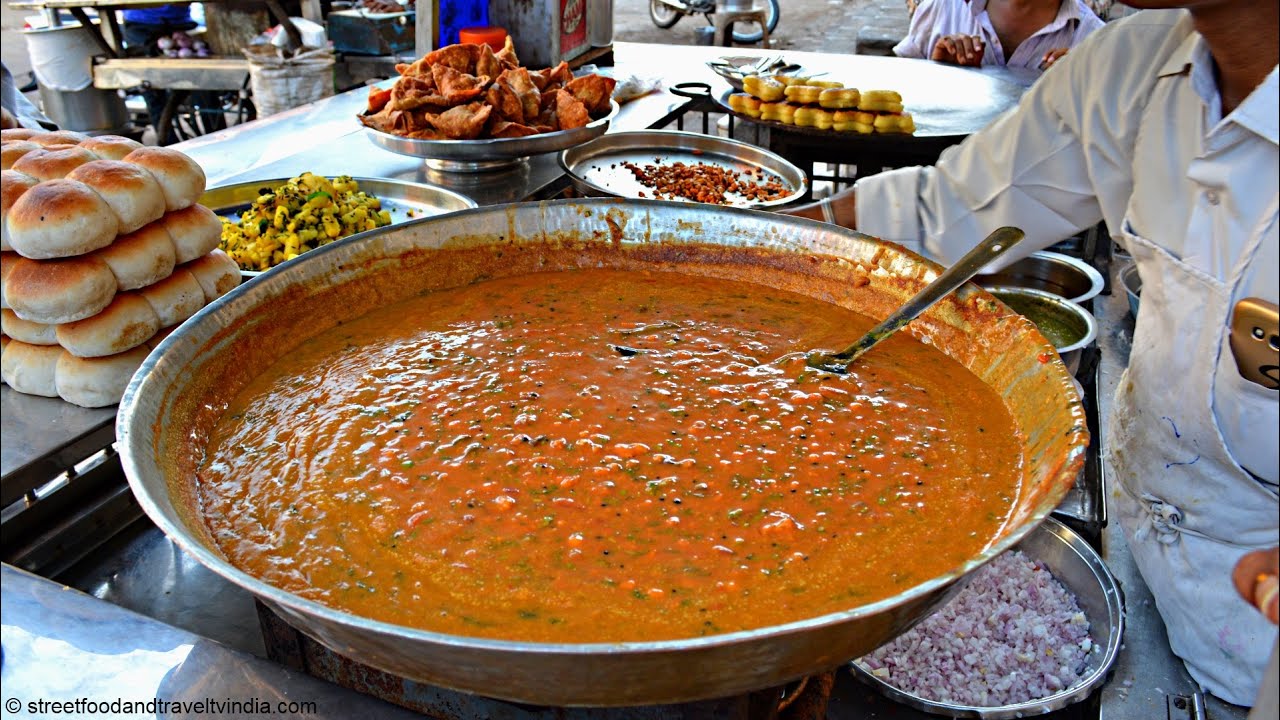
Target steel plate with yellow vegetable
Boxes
[203,174,476,276]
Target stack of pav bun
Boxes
[728,74,914,134]
[1,129,239,407]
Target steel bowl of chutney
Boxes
[117,198,1088,706]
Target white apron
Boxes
[1110,202,1279,704]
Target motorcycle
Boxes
[648,0,782,45]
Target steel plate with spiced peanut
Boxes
[559,130,807,209]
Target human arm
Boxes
[1234,548,1279,624]
[847,18,1163,263]
[1,63,55,130]
[783,192,857,228]
[893,0,943,59]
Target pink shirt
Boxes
[893,0,1104,71]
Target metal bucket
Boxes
[23,23,130,133]
[117,199,1088,706]
[35,84,130,134]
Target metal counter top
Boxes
[0,564,422,719]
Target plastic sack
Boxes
[267,17,328,52]
[576,65,661,105]
[243,45,335,117]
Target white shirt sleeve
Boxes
[858,19,1160,263]
[893,0,943,60]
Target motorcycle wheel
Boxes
[731,0,781,43]
[649,0,682,29]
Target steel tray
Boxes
[201,176,476,277]
[362,100,619,172]
[559,130,808,208]
[849,517,1125,719]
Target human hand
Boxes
[1234,547,1279,624]
[781,192,856,228]
[1039,48,1070,70]
[931,34,985,66]
[1,107,17,130]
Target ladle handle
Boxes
[823,226,1026,368]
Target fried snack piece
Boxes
[873,111,916,134]
[495,36,520,69]
[387,75,449,112]
[783,85,824,105]
[859,90,904,113]
[772,75,812,87]
[534,61,574,92]
[794,107,834,130]
[554,89,591,130]
[743,75,785,102]
[367,86,392,113]
[488,120,539,138]
[497,67,542,122]
[564,74,616,115]
[809,80,845,89]
[476,43,504,82]
[860,99,905,113]
[760,102,797,124]
[423,43,482,74]
[727,93,762,118]
[833,110,875,133]
[425,102,493,139]
[818,87,861,109]
[486,82,524,122]
[431,64,490,104]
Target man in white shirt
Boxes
[791,2,1278,706]
[895,0,1104,71]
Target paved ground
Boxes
[2,0,911,129]
[613,0,910,53]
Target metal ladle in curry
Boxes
[804,226,1026,373]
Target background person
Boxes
[121,4,197,144]
[894,0,1104,71]
[790,2,1278,705]
[1,62,55,130]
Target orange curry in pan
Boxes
[198,268,1025,643]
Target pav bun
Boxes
[6,179,120,259]
[186,249,240,302]
[1,170,39,252]
[55,344,150,407]
[4,253,117,324]
[55,291,161,358]
[27,130,91,147]
[0,339,61,396]
[1,307,57,345]
[67,159,167,234]
[0,250,15,309]
[79,134,143,161]
[0,128,42,142]
[122,146,205,211]
[162,204,222,264]
[1,141,40,170]
[11,144,98,182]
[96,220,176,291]
[138,266,204,326]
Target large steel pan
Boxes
[117,199,1087,706]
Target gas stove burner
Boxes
[255,602,836,719]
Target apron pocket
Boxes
[1213,342,1279,487]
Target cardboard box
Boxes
[328,10,416,56]
[488,0,591,68]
